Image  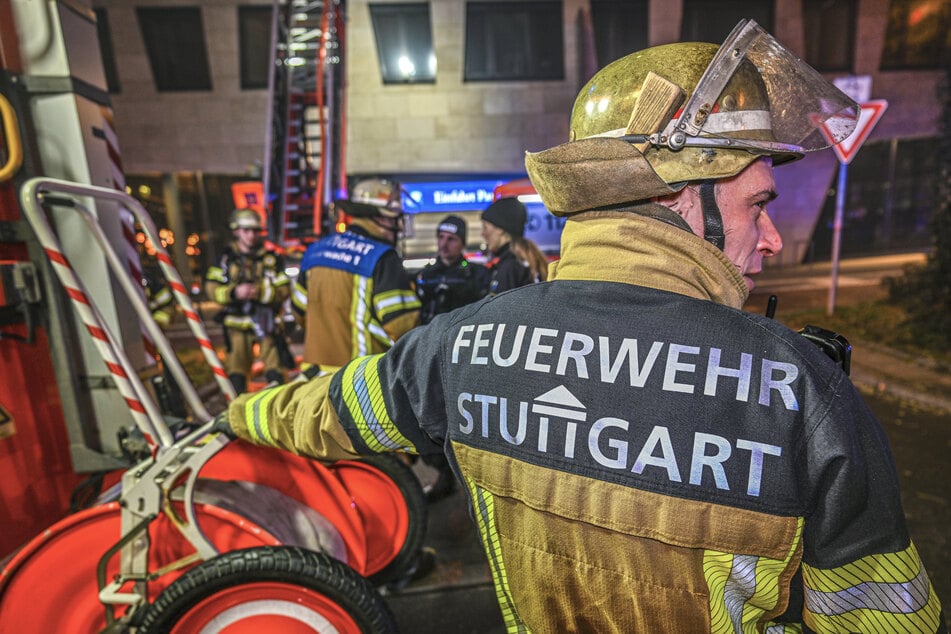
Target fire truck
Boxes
[0,1,421,631]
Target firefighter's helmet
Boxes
[229,208,263,230]
[350,178,402,217]
[335,178,403,245]
[525,19,859,215]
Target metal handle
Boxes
[0,94,24,182]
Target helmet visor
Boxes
[664,19,859,153]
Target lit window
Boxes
[239,5,273,90]
[464,1,564,82]
[369,3,436,84]
[137,7,212,91]
[680,0,773,42]
[881,0,951,70]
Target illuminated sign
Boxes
[402,179,510,213]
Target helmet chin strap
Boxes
[699,181,725,250]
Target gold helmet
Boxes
[526,20,859,216]
[228,208,263,230]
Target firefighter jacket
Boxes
[144,270,175,330]
[228,205,944,634]
[487,242,532,295]
[204,243,290,334]
[416,256,490,324]
[291,227,420,367]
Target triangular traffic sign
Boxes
[823,100,888,165]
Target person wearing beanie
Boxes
[416,215,489,326]
[414,214,489,501]
[481,197,547,294]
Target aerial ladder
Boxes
[263,0,347,248]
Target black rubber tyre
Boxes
[357,454,429,586]
[136,545,398,633]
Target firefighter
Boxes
[144,269,176,331]
[218,21,944,633]
[481,197,548,294]
[205,208,291,394]
[291,177,420,367]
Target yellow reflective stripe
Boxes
[205,266,226,283]
[339,355,415,452]
[350,276,372,357]
[241,387,281,447]
[213,285,232,304]
[152,310,172,328]
[149,286,172,310]
[803,542,942,633]
[374,288,420,320]
[464,479,529,634]
[272,273,290,286]
[222,315,256,329]
[705,517,803,634]
[291,281,308,313]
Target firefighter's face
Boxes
[437,231,465,264]
[671,158,782,291]
[234,226,263,251]
[715,158,782,291]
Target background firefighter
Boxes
[205,208,292,394]
[291,177,421,368]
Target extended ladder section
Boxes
[263,0,346,248]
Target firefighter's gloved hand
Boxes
[212,411,237,440]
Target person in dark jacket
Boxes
[480,198,548,294]
[416,215,489,325]
[415,215,489,500]
[219,21,944,633]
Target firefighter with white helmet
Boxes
[291,177,421,367]
[205,208,291,393]
[221,21,944,632]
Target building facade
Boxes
[84,0,947,266]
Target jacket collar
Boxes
[548,204,749,309]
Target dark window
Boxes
[369,3,436,84]
[802,0,856,72]
[93,8,121,93]
[881,0,951,70]
[239,6,273,89]
[590,0,648,68]
[680,0,773,43]
[464,1,564,81]
[137,7,212,91]
[808,138,938,260]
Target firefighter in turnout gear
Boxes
[291,178,421,367]
[205,208,291,394]
[219,21,944,633]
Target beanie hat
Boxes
[436,215,467,243]
[481,197,527,238]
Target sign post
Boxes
[821,99,888,315]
